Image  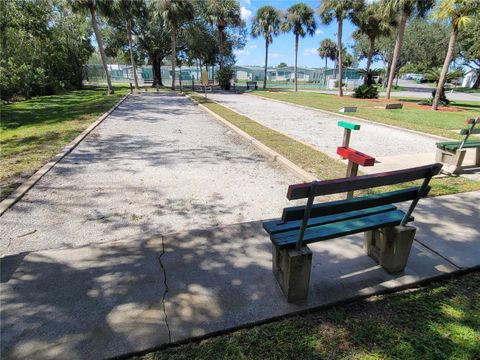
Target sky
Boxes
[236,0,367,69]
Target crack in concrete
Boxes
[157,235,172,343]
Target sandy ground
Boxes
[208,92,439,158]
[0,93,299,256]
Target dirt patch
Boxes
[364,97,463,112]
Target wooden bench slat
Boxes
[264,204,397,235]
[459,128,480,135]
[271,209,410,249]
[437,140,480,150]
[282,186,428,222]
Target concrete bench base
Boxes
[364,225,416,273]
[272,244,312,302]
[435,148,467,174]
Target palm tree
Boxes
[432,0,478,110]
[282,3,317,92]
[318,38,337,68]
[159,0,194,90]
[383,0,435,99]
[351,2,395,84]
[69,0,114,94]
[107,0,142,89]
[204,0,242,69]
[251,5,282,89]
[318,0,363,96]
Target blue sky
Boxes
[237,0,364,69]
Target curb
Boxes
[184,93,316,182]
[0,93,131,217]
[250,93,453,142]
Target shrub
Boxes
[352,84,378,99]
[216,66,234,90]
[420,88,450,106]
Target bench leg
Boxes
[364,225,416,273]
[272,243,312,302]
[476,147,480,166]
[435,148,466,174]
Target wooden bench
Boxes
[263,163,442,302]
[436,117,480,174]
[246,81,258,90]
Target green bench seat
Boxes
[436,140,480,151]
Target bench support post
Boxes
[435,148,466,175]
[272,243,312,302]
[346,161,359,199]
[364,225,416,273]
[341,128,352,157]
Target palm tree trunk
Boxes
[294,34,298,92]
[432,26,458,111]
[337,18,343,97]
[263,38,269,89]
[171,29,176,91]
[219,27,224,69]
[90,7,113,95]
[386,10,408,99]
[126,21,139,90]
[365,36,375,85]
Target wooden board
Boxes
[385,103,403,110]
[460,128,480,135]
[263,204,396,234]
[337,121,360,131]
[286,163,442,200]
[337,146,375,166]
[339,107,357,113]
[282,186,428,222]
[271,210,412,249]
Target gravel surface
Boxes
[0,93,298,256]
[208,92,439,159]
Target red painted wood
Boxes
[336,146,375,167]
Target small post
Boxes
[156,84,159,92]
[337,121,360,159]
[192,75,195,91]
[129,82,133,93]
[346,161,359,199]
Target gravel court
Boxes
[208,92,440,160]
[0,92,299,256]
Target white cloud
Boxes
[315,29,324,35]
[303,48,318,56]
[235,49,250,56]
[240,6,252,22]
[249,44,257,49]
[270,53,280,58]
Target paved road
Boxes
[208,92,439,160]
[0,92,298,256]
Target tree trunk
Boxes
[90,7,113,94]
[472,71,480,88]
[432,26,458,111]
[365,36,375,85]
[294,34,298,92]
[219,26,224,69]
[385,9,408,99]
[263,38,269,89]
[152,54,164,86]
[337,18,343,97]
[170,29,176,91]
[126,21,139,89]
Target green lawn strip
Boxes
[0,85,129,200]
[135,272,480,360]
[252,90,479,140]
[189,93,480,197]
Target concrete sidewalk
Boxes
[1,191,478,359]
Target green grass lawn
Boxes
[0,85,129,200]
[134,272,480,360]
[253,91,480,139]
[188,93,480,197]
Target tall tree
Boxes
[432,0,478,110]
[159,0,194,90]
[351,2,395,84]
[70,0,114,94]
[204,0,242,69]
[318,0,363,96]
[281,2,317,92]
[251,5,282,89]
[318,38,337,69]
[382,0,435,99]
